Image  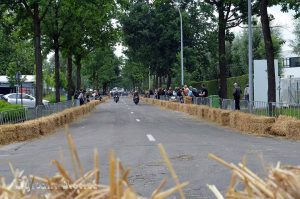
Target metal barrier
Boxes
[149,95,300,119]
[0,100,78,125]
[193,97,211,106]
[0,108,27,125]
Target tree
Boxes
[0,7,34,76]
[203,0,247,98]
[291,20,300,55]
[1,0,53,105]
[228,22,284,76]
[43,0,74,102]
[82,46,120,93]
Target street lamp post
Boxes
[248,0,253,112]
[174,2,184,86]
[15,71,22,105]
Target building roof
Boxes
[0,75,35,83]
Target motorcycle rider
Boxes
[113,91,119,103]
[133,90,139,104]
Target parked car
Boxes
[0,94,5,101]
[3,93,49,108]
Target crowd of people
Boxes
[144,82,250,111]
[74,89,102,106]
[143,84,209,103]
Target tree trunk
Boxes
[67,52,73,100]
[33,3,43,106]
[54,36,60,102]
[76,56,82,90]
[218,5,227,99]
[102,83,107,95]
[155,74,158,88]
[167,74,171,89]
[260,0,276,103]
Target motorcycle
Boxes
[114,95,119,103]
[133,95,139,105]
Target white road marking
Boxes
[131,112,134,114]
[147,134,156,142]
[136,119,140,122]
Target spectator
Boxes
[233,83,242,110]
[176,87,184,103]
[192,88,199,97]
[78,90,84,105]
[199,84,208,97]
[183,85,189,96]
[188,86,194,97]
[244,84,249,101]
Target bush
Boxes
[191,74,249,99]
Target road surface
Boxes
[0,97,300,198]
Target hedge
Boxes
[191,74,249,99]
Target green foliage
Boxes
[82,46,120,90]
[44,94,67,103]
[291,20,300,56]
[0,101,26,123]
[0,101,23,111]
[227,21,284,77]
[191,74,249,99]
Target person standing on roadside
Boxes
[233,83,241,110]
[244,84,249,101]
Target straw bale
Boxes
[184,96,192,104]
[209,153,300,199]
[14,120,40,141]
[38,116,57,135]
[188,104,198,116]
[201,106,210,120]
[216,110,231,126]
[208,108,218,122]
[0,125,17,145]
[230,112,275,135]
[271,115,300,139]
[229,111,240,128]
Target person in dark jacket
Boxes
[233,83,242,110]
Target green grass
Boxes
[0,101,26,123]
[0,101,24,112]
[276,108,300,119]
[44,94,68,103]
[252,107,300,119]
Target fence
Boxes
[0,100,79,125]
[150,95,300,119]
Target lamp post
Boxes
[174,1,184,86]
[248,0,253,112]
[15,71,22,105]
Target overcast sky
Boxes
[115,5,298,58]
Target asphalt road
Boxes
[1,97,300,198]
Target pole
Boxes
[248,0,253,112]
[149,67,151,90]
[179,9,184,86]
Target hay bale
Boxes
[230,112,275,135]
[14,120,40,141]
[184,96,192,104]
[38,116,57,135]
[271,116,300,139]
[0,125,17,145]
[229,111,240,129]
[216,110,231,126]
